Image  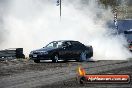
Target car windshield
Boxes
[45,41,63,48]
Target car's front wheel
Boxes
[52,54,59,63]
[34,59,40,63]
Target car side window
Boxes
[70,41,84,47]
[57,42,63,48]
[46,41,63,48]
[63,42,71,46]
[53,42,57,48]
[71,41,79,45]
[67,42,72,46]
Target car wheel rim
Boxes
[80,52,87,61]
[55,55,58,62]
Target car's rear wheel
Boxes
[34,59,40,63]
[77,51,87,62]
[52,54,59,63]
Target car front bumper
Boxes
[29,54,52,60]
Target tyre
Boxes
[34,59,40,63]
[77,51,87,62]
[52,54,59,63]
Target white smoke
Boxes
[0,0,131,60]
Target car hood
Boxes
[32,47,56,52]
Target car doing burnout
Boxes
[29,40,93,63]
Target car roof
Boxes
[52,40,78,42]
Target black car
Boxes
[29,40,93,63]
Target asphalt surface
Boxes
[0,59,132,88]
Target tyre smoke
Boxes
[0,0,131,60]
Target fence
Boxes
[0,48,25,60]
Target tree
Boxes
[99,0,118,8]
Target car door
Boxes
[70,41,85,58]
[58,41,71,59]
[63,41,73,58]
